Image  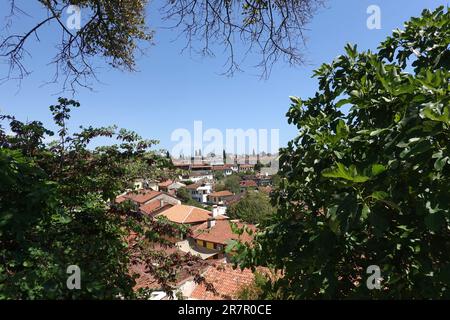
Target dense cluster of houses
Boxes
[115,157,277,300]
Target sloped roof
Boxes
[139,201,162,215]
[186,183,201,190]
[191,220,255,245]
[156,204,211,224]
[116,189,162,205]
[116,189,180,206]
[239,180,257,187]
[223,194,244,205]
[140,201,175,216]
[130,243,211,292]
[169,182,186,188]
[190,264,255,300]
[209,190,234,197]
[158,180,173,188]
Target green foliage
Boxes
[0,98,196,299]
[236,7,450,299]
[224,175,242,194]
[228,191,275,225]
[270,173,281,187]
[176,187,192,203]
[237,271,281,300]
[213,170,225,181]
[41,0,151,71]
[254,161,263,172]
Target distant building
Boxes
[155,204,212,226]
[212,165,233,176]
[186,182,213,203]
[238,164,254,173]
[180,172,214,183]
[133,179,159,191]
[239,180,258,193]
[223,193,244,206]
[158,179,173,192]
[158,180,186,195]
[208,190,234,205]
[190,219,255,260]
[115,189,180,216]
[255,175,272,187]
[189,264,257,300]
[260,167,278,176]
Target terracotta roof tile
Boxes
[130,243,210,292]
[239,180,257,188]
[156,204,211,224]
[140,201,163,215]
[186,183,201,190]
[223,194,244,205]
[158,180,173,188]
[191,220,255,245]
[190,264,255,300]
[115,195,128,204]
[209,190,234,197]
[116,189,162,205]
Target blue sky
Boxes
[0,0,448,155]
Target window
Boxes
[196,239,204,247]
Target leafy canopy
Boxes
[228,191,275,225]
[0,98,201,299]
[234,6,450,299]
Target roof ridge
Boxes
[182,206,195,223]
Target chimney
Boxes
[207,218,216,228]
[212,205,219,217]
[160,199,165,208]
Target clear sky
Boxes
[0,0,448,155]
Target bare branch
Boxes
[0,0,323,91]
[161,0,324,77]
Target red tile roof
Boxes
[158,180,173,188]
[116,189,162,205]
[139,201,162,215]
[209,190,234,197]
[223,194,244,205]
[130,243,211,292]
[151,203,174,215]
[156,204,212,224]
[115,195,128,204]
[190,264,255,300]
[191,220,255,245]
[212,165,233,171]
[186,183,201,190]
[239,180,257,188]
